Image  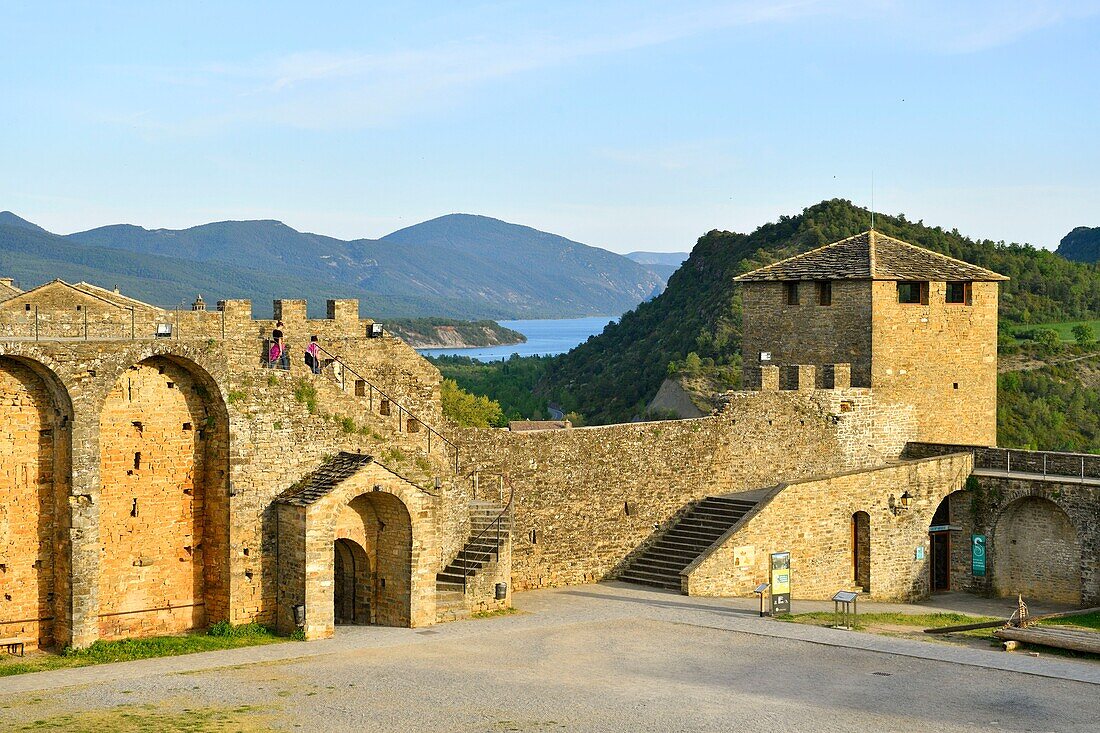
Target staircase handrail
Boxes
[461,473,515,593]
[313,343,459,473]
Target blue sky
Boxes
[3,1,1098,253]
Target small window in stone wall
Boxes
[76,305,82,311]
[897,281,929,305]
[946,281,972,305]
[784,282,800,306]
[24,303,31,311]
[817,281,832,306]
[529,529,538,544]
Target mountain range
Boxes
[0,212,668,319]
[624,251,689,281]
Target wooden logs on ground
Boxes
[994,626,1100,654]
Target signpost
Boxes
[770,551,791,615]
[972,534,987,577]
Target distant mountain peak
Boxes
[1056,226,1100,264]
[0,211,49,234]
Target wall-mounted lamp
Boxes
[889,491,914,516]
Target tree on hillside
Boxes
[441,378,505,428]
[1072,323,1097,348]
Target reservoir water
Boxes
[417,315,617,361]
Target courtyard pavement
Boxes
[1,583,1097,731]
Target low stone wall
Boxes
[683,454,973,601]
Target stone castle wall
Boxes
[456,386,917,591]
[741,280,873,389]
[0,294,466,649]
[683,454,973,601]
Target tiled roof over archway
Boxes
[276,452,376,507]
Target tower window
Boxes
[897,281,928,305]
[816,281,832,306]
[946,281,972,305]
[784,282,800,306]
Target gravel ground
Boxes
[2,585,1097,732]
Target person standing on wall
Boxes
[305,335,322,375]
[271,321,290,370]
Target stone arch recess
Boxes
[332,491,413,628]
[333,537,371,625]
[0,355,74,649]
[96,354,230,639]
[851,511,870,593]
[992,496,1082,605]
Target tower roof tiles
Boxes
[734,231,1009,283]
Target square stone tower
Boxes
[735,230,1008,446]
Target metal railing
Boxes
[905,442,1100,482]
[312,343,459,473]
[460,473,515,593]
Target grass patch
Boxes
[778,611,999,636]
[294,380,318,414]
[780,610,1100,659]
[12,704,271,732]
[471,607,522,620]
[0,622,285,678]
[226,389,247,405]
[1038,611,1100,631]
[339,415,356,434]
[1007,319,1100,343]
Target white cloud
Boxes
[109,1,833,133]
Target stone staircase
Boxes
[436,501,512,620]
[618,495,759,591]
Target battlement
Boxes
[755,363,851,392]
[0,280,387,343]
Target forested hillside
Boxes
[540,199,1100,424]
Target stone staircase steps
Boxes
[436,501,510,594]
[618,494,759,592]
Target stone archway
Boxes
[97,355,230,639]
[993,496,1081,604]
[275,453,437,639]
[0,356,73,650]
[335,492,413,628]
[333,538,371,625]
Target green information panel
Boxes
[972,534,986,577]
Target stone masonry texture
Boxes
[0,241,1094,650]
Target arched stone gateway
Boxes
[97,355,230,639]
[0,356,73,649]
[333,538,371,625]
[275,452,437,639]
[992,496,1082,605]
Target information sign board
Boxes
[972,534,987,576]
[770,551,791,614]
